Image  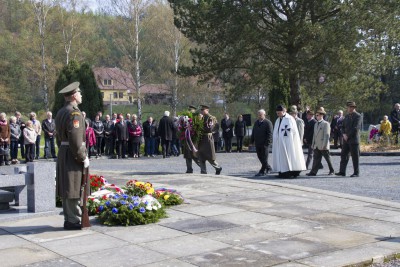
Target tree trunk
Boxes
[289,72,301,107]
[134,2,142,123]
[172,37,180,117]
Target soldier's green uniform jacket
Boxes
[197,113,217,161]
[55,102,86,199]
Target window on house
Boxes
[113,92,118,99]
[119,92,124,98]
[103,79,112,86]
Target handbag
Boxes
[0,145,10,156]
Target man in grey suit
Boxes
[306,107,335,176]
[336,101,362,177]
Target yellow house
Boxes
[93,67,136,105]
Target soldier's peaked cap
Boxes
[59,82,81,95]
[200,105,210,109]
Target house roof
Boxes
[140,84,169,95]
[93,67,135,91]
[93,67,170,95]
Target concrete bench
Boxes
[0,162,56,213]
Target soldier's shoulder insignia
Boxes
[71,111,81,116]
[73,119,80,128]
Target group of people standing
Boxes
[0,111,57,165]
[249,101,362,178]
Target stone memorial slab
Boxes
[294,227,378,249]
[233,199,277,210]
[161,217,239,234]
[198,225,281,246]
[181,246,286,267]
[169,203,244,217]
[272,262,311,267]
[0,244,59,266]
[0,215,63,233]
[0,232,31,249]
[339,206,400,220]
[16,227,95,243]
[263,194,315,204]
[244,237,335,261]
[70,244,169,267]
[24,257,84,267]
[141,235,231,258]
[40,232,129,257]
[106,224,188,243]
[257,204,322,218]
[137,259,197,267]
[297,242,398,267]
[155,209,202,224]
[299,212,375,227]
[211,211,281,226]
[251,219,323,236]
[343,219,400,237]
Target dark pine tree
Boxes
[52,60,80,115]
[78,63,103,120]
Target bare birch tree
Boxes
[107,0,152,122]
[31,0,57,111]
[57,0,87,65]
[144,2,192,116]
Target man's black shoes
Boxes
[350,174,359,177]
[328,172,334,175]
[254,172,265,177]
[335,172,346,176]
[306,173,316,176]
[216,167,222,175]
[186,170,193,173]
[64,221,82,230]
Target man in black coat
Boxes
[221,113,234,152]
[390,103,400,144]
[158,111,174,158]
[42,111,57,159]
[142,116,157,157]
[250,109,273,176]
[114,114,129,159]
[336,101,362,177]
[303,110,318,170]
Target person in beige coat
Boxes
[306,107,335,176]
[23,120,37,162]
[30,112,42,159]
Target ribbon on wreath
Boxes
[185,127,198,152]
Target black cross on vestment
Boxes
[281,125,290,136]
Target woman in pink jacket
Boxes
[85,121,96,158]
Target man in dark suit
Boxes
[336,101,362,177]
[158,111,174,158]
[221,113,233,152]
[251,109,273,176]
[114,114,129,159]
[303,110,316,170]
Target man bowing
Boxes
[272,104,306,178]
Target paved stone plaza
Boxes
[0,152,399,266]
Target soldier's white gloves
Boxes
[83,157,90,168]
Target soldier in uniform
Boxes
[55,82,89,230]
[197,105,222,175]
[183,105,200,173]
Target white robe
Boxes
[272,113,306,173]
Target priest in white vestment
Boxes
[272,104,306,178]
